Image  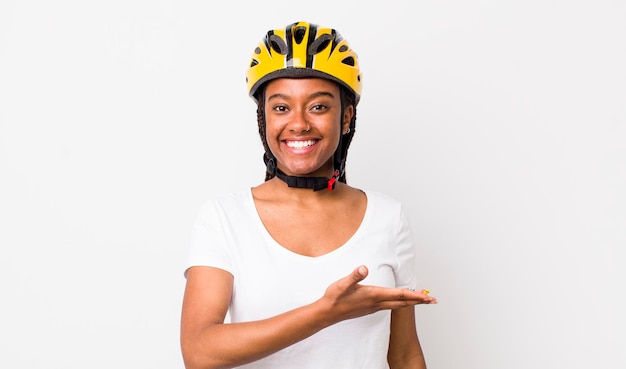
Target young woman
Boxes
[180,21,437,369]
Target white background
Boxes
[1,1,624,368]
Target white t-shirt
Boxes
[185,189,418,369]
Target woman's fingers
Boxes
[400,288,437,304]
[372,288,437,310]
[325,266,437,313]
[339,266,437,305]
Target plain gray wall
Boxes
[1,1,624,368]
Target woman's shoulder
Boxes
[361,188,403,208]
[194,188,253,218]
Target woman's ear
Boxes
[342,105,354,134]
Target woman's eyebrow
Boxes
[267,91,336,101]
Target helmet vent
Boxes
[341,56,355,67]
[247,23,361,104]
[293,26,307,44]
[308,34,332,55]
[268,34,288,55]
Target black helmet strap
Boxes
[263,154,340,191]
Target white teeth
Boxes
[286,140,315,148]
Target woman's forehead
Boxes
[264,78,340,98]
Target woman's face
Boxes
[264,78,353,178]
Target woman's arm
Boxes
[181,265,435,369]
[387,305,429,369]
[180,266,331,369]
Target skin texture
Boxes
[180,78,437,369]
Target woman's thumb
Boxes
[351,265,368,283]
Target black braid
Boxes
[338,87,356,184]
[255,90,274,181]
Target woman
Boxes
[180,21,437,369]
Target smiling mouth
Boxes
[285,139,317,149]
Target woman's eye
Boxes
[311,104,327,111]
[272,105,288,112]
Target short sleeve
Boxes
[393,205,418,289]
[184,199,234,278]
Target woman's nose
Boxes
[289,110,310,133]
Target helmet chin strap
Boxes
[264,154,342,191]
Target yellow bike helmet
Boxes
[246,21,362,105]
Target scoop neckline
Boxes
[245,188,372,261]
